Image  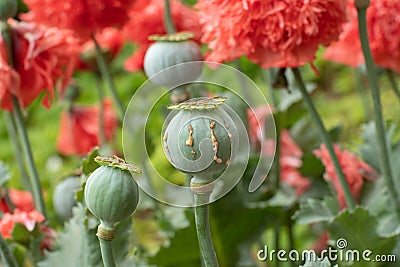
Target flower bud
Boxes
[163,97,236,183]
[0,0,17,21]
[84,156,141,232]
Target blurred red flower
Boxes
[122,0,202,72]
[22,0,134,41]
[77,27,125,71]
[247,106,310,195]
[0,209,45,238]
[313,144,379,209]
[9,189,34,212]
[57,98,118,156]
[324,0,400,73]
[0,20,80,110]
[196,0,348,68]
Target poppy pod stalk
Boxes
[0,0,17,21]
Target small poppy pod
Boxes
[144,32,203,87]
[163,97,236,183]
[53,176,81,220]
[84,156,141,230]
[0,0,17,21]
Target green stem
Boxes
[99,238,116,267]
[0,235,19,267]
[92,34,125,120]
[386,69,400,103]
[356,5,400,218]
[352,68,371,120]
[94,74,106,146]
[11,97,46,216]
[291,68,356,209]
[287,215,295,267]
[3,112,31,190]
[164,0,176,34]
[194,193,219,267]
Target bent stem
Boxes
[291,68,356,209]
[356,5,400,218]
[99,237,116,267]
[164,0,176,34]
[386,69,400,103]
[11,98,46,216]
[0,235,18,267]
[194,192,219,267]
[92,34,125,120]
[3,112,31,190]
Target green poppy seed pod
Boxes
[144,32,203,87]
[163,97,236,184]
[84,156,141,232]
[53,176,81,220]
[0,0,17,21]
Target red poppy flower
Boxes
[122,0,202,72]
[247,106,311,195]
[0,209,45,238]
[0,19,80,110]
[324,0,400,73]
[196,0,348,68]
[0,189,35,213]
[313,144,379,209]
[22,0,134,41]
[56,98,118,156]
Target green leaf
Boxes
[210,188,282,267]
[38,204,103,267]
[277,80,316,112]
[81,148,100,175]
[328,207,397,267]
[300,257,337,267]
[0,161,11,186]
[359,121,395,172]
[293,197,339,225]
[147,210,201,267]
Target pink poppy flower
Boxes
[324,0,400,73]
[313,144,379,209]
[197,0,348,68]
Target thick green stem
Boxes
[164,0,176,34]
[0,235,19,267]
[99,238,116,267]
[291,68,356,209]
[386,69,400,103]
[92,35,125,120]
[11,97,46,216]
[94,74,106,146]
[356,6,400,218]
[3,112,31,190]
[194,193,219,267]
